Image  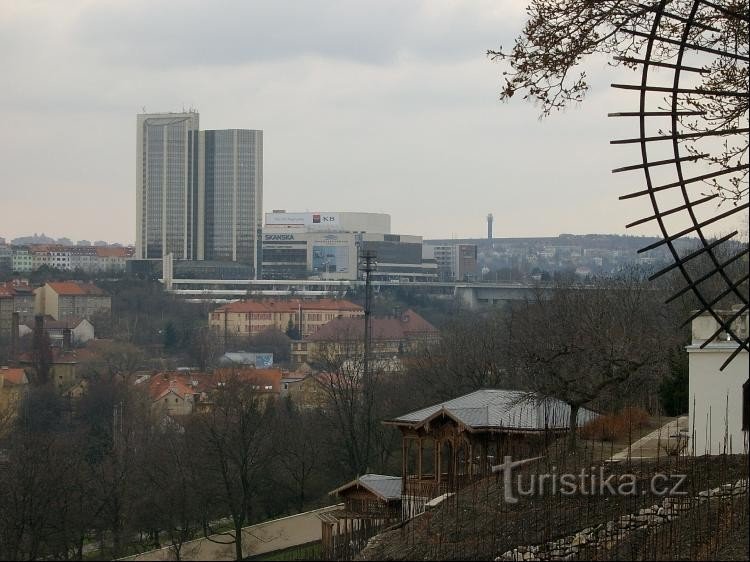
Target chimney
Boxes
[10,312,19,362]
[34,314,44,339]
[63,328,72,351]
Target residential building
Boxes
[0,281,34,339]
[209,298,363,340]
[688,308,749,455]
[34,282,111,321]
[34,316,95,346]
[144,372,213,417]
[423,243,478,282]
[0,367,28,425]
[11,247,33,272]
[136,112,264,275]
[290,309,439,367]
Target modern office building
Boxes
[136,112,200,260]
[265,211,390,234]
[200,129,263,270]
[136,112,263,275]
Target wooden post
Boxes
[417,437,423,480]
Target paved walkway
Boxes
[121,504,342,561]
[609,416,689,462]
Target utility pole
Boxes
[358,250,377,385]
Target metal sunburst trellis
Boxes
[610,0,750,369]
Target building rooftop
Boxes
[44,281,107,297]
[0,367,28,386]
[213,298,362,314]
[307,309,437,342]
[331,474,403,502]
[385,389,597,432]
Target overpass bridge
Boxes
[163,278,549,309]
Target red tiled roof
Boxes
[46,282,107,296]
[307,309,438,342]
[213,298,362,315]
[0,281,33,298]
[213,368,283,393]
[95,247,134,258]
[0,368,28,386]
[145,372,213,402]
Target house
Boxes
[26,316,95,346]
[688,307,749,455]
[285,373,332,410]
[384,389,598,512]
[322,474,403,560]
[144,372,212,417]
[290,309,438,367]
[17,336,94,390]
[0,367,29,426]
[208,298,363,340]
[34,281,111,321]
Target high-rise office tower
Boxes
[136,112,263,274]
[199,129,263,268]
[136,112,200,260]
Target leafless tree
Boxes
[490,0,748,203]
[509,273,677,450]
[190,375,275,561]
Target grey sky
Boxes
[0,0,682,243]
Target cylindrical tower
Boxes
[487,213,493,240]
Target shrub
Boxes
[580,406,650,442]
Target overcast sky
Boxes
[0,0,693,244]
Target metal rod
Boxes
[626,193,718,228]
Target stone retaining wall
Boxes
[496,479,748,561]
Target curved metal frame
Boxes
[611,0,749,368]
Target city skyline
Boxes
[1,1,744,244]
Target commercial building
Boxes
[200,129,263,268]
[136,112,201,260]
[423,243,478,282]
[358,234,438,282]
[209,298,363,340]
[265,211,390,234]
[262,231,358,280]
[262,229,437,282]
[136,112,263,274]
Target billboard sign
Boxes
[266,212,340,229]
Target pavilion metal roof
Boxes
[330,474,403,502]
[384,389,597,432]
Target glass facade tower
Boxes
[136,112,200,260]
[136,113,263,275]
[201,129,263,267]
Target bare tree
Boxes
[509,273,676,450]
[190,375,275,561]
[490,0,748,203]
[404,310,514,403]
[273,398,323,513]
